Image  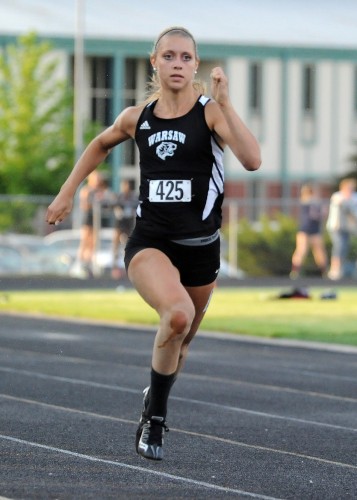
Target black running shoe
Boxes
[141,386,150,421]
[136,415,169,460]
[135,386,150,452]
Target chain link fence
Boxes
[1,194,333,278]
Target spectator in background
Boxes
[290,183,328,279]
[97,176,116,229]
[73,170,114,277]
[111,179,138,279]
[326,177,357,280]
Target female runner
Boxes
[46,26,261,460]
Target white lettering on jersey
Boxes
[148,130,186,146]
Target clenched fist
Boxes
[210,67,230,107]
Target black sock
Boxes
[146,368,176,419]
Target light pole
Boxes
[73,0,85,229]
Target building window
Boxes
[122,58,152,166]
[70,55,113,126]
[122,59,138,166]
[249,62,263,115]
[90,57,113,126]
[300,63,317,143]
[302,64,315,114]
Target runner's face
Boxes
[152,35,198,90]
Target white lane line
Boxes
[0,366,356,433]
[0,345,355,402]
[0,433,280,500]
[299,370,357,383]
[178,371,357,403]
[172,396,357,433]
[0,366,139,394]
[1,393,356,470]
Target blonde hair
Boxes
[145,26,206,103]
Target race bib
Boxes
[149,179,191,202]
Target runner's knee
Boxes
[168,305,195,337]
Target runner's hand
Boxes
[46,192,73,226]
[210,67,230,106]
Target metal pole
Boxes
[73,0,85,229]
[92,199,101,277]
[228,201,239,277]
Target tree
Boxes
[0,33,74,195]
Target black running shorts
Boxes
[124,228,220,287]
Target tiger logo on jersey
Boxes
[156,142,177,160]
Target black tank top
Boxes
[134,95,224,239]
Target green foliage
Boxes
[232,214,297,276]
[227,213,332,277]
[0,32,74,195]
[0,199,39,233]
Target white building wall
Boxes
[315,61,334,177]
[36,47,357,191]
[223,55,356,183]
[337,63,356,172]
[223,57,282,181]
[287,60,328,180]
[224,58,249,177]
[42,50,68,80]
[224,56,357,186]
[259,58,282,178]
[287,60,306,179]
[286,59,357,183]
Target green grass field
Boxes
[1,286,356,346]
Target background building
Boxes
[1,0,357,217]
